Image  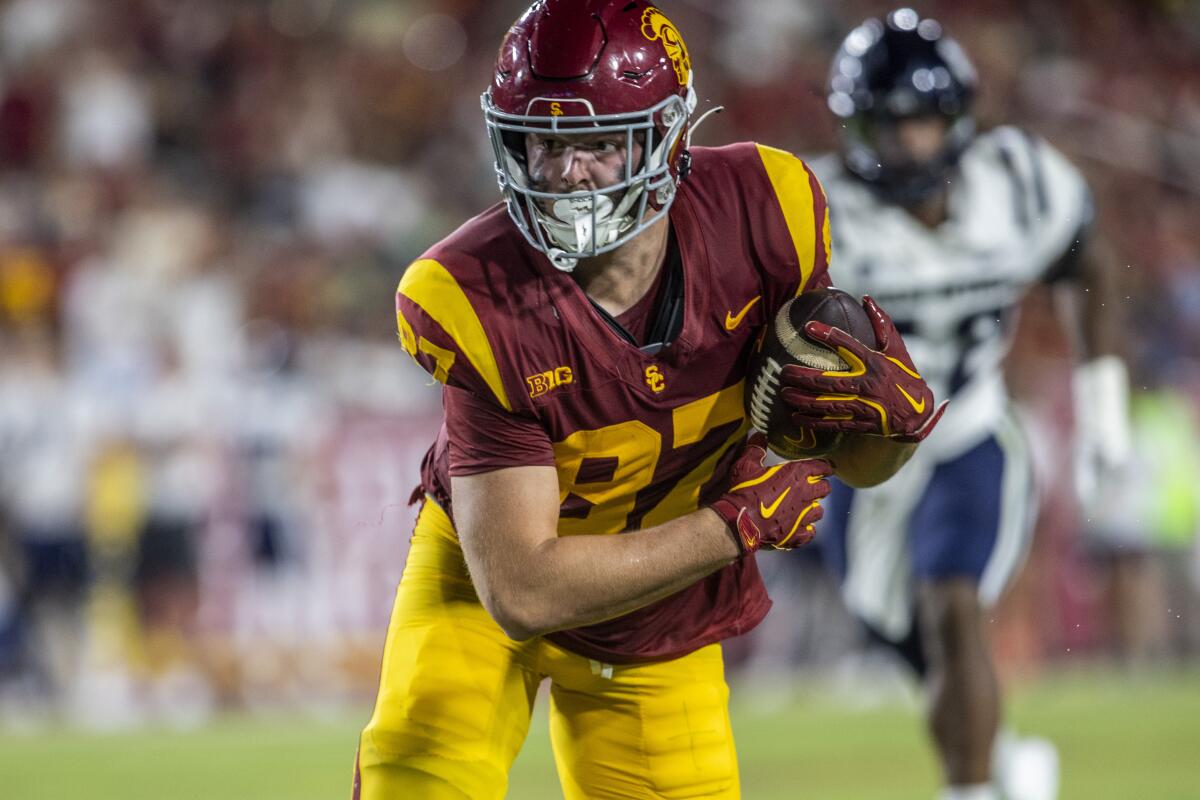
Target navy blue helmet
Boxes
[827,9,977,205]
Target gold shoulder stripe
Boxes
[755,143,817,294]
[397,259,513,412]
[818,182,832,279]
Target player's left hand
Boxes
[779,295,947,443]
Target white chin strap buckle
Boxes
[546,248,578,272]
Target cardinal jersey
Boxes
[395,142,831,663]
[811,127,1091,461]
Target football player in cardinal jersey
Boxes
[801,10,1131,800]
[353,2,942,798]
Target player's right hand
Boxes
[710,434,833,555]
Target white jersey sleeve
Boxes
[972,126,1093,283]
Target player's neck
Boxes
[572,216,670,317]
[907,189,950,229]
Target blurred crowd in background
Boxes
[1,0,1198,729]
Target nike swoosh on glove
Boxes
[779,295,947,443]
[710,433,833,555]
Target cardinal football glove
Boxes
[779,295,946,443]
[710,433,833,554]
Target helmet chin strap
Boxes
[545,247,578,272]
[540,185,645,266]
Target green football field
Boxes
[2,669,1197,799]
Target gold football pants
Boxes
[355,499,740,799]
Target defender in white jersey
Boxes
[801,11,1131,800]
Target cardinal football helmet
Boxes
[482,0,697,270]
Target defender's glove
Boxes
[1073,355,1132,508]
[710,434,833,554]
[779,295,947,443]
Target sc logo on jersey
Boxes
[644,365,666,393]
[528,366,573,398]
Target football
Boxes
[745,288,877,460]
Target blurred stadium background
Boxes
[0,0,1198,797]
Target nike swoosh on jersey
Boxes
[759,487,791,518]
[897,385,926,413]
[725,296,762,331]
